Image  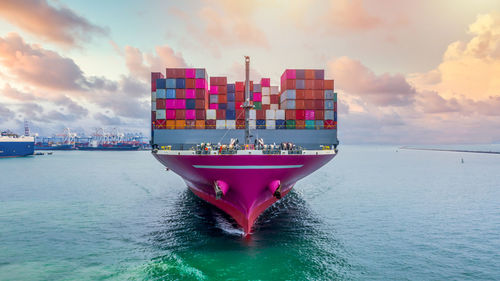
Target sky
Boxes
[0,0,499,144]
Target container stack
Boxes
[280,69,337,129]
[152,68,208,130]
[151,67,338,131]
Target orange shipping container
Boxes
[324,80,334,90]
[166,120,176,129]
[305,70,315,80]
[313,80,324,90]
[186,79,196,89]
[218,85,227,94]
[315,110,324,120]
[195,120,205,129]
[295,120,306,129]
[176,109,185,119]
[295,99,305,109]
[175,120,186,129]
[313,90,324,100]
[282,79,296,90]
[218,94,227,103]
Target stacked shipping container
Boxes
[151,68,337,130]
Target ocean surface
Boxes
[1,146,499,280]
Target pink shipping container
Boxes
[261,78,271,87]
[166,110,176,120]
[166,99,176,109]
[209,103,219,109]
[210,85,218,94]
[284,69,296,79]
[175,99,186,109]
[185,68,196,78]
[186,89,196,99]
[185,110,196,120]
[253,93,262,102]
[305,110,315,120]
[195,79,206,89]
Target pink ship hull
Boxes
[153,153,336,234]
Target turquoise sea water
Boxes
[1,146,499,280]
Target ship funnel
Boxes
[268,180,282,199]
[214,180,230,199]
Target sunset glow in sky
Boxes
[0,0,499,143]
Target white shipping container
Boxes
[275,110,285,120]
[271,86,279,95]
[226,120,236,129]
[262,87,270,96]
[249,109,256,120]
[266,120,275,129]
[151,91,156,101]
[270,104,279,110]
[266,109,276,120]
[151,101,156,111]
[206,109,216,120]
[156,109,166,119]
[216,120,226,129]
[249,120,256,130]
[262,96,270,104]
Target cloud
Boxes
[325,0,382,32]
[0,0,107,46]
[0,33,116,92]
[328,56,416,106]
[94,113,123,126]
[0,103,14,123]
[409,12,500,101]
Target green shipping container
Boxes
[305,120,315,129]
[286,120,296,129]
[333,92,337,102]
[254,102,262,110]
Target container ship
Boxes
[0,131,35,158]
[151,57,338,234]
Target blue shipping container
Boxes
[276,120,286,129]
[256,120,266,129]
[219,103,227,110]
[186,99,196,109]
[281,100,295,109]
[166,89,176,99]
[305,120,315,129]
[226,110,236,120]
[296,80,305,89]
[254,84,261,92]
[315,69,324,80]
[296,69,305,79]
[227,93,235,102]
[325,110,334,120]
[156,89,167,99]
[325,100,334,110]
[334,111,337,121]
[280,89,296,103]
[166,79,176,89]
[156,79,166,89]
[195,69,206,79]
[176,78,185,89]
[209,95,218,103]
[324,90,335,100]
[227,101,235,109]
[227,84,235,93]
[315,120,324,129]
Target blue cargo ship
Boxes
[0,132,35,158]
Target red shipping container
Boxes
[236,109,244,120]
[295,120,305,129]
[176,109,186,120]
[250,81,254,92]
[195,109,206,120]
[185,120,196,129]
[151,72,163,92]
[305,90,314,100]
[210,77,227,86]
[195,99,206,109]
[261,78,271,87]
[218,95,227,103]
[262,104,270,110]
[305,70,315,80]
[156,99,166,110]
[295,100,305,109]
[176,89,185,99]
[314,100,323,110]
[216,109,226,120]
[195,89,206,99]
[236,119,245,129]
[285,110,296,120]
[235,81,244,91]
[235,92,244,102]
[315,110,324,120]
[296,110,305,120]
[324,120,337,129]
[313,90,324,100]
[270,95,280,104]
[334,101,337,112]
[283,80,296,90]
[305,80,314,90]
[235,102,243,109]
[155,119,166,129]
[166,110,176,120]
[324,80,334,90]
[304,100,314,109]
[256,110,265,120]
[185,79,196,89]
[151,111,156,122]
[314,80,324,90]
[218,85,227,94]
[205,120,216,129]
[296,90,306,100]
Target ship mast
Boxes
[243,56,253,144]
